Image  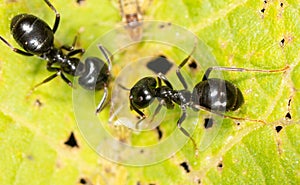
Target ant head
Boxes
[129,77,157,109]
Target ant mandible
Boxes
[126,48,289,149]
[0,0,111,113]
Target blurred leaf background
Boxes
[0,0,299,184]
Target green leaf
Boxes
[0,0,299,184]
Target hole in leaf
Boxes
[76,0,85,4]
[180,162,190,173]
[146,55,173,75]
[217,161,223,171]
[79,178,86,184]
[64,132,79,148]
[280,2,283,7]
[188,60,197,69]
[197,179,201,184]
[280,38,285,47]
[285,112,291,119]
[204,118,214,129]
[261,8,265,13]
[288,98,291,106]
[275,126,283,133]
[156,126,163,140]
[34,99,43,107]
[27,155,34,160]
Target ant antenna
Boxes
[118,83,131,91]
[203,65,289,81]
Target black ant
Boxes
[0,0,111,113]
[123,49,289,149]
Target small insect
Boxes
[124,50,289,148]
[0,0,111,113]
[119,0,143,40]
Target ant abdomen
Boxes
[192,78,244,112]
[11,14,54,54]
[78,57,110,91]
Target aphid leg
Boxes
[44,0,60,33]
[202,66,289,81]
[118,0,125,20]
[0,36,33,56]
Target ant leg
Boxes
[176,56,191,89]
[157,76,162,87]
[59,35,85,57]
[150,102,163,122]
[202,66,289,81]
[44,0,60,33]
[192,104,266,124]
[95,85,108,114]
[176,45,196,89]
[27,72,59,97]
[0,36,33,56]
[177,107,198,154]
[157,72,173,89]
[61,35,85,54]
[67,49,85,57]
[60,35,78,51]
[47,65,73,87]
[60,72,74,87]
[98,45,112,72]
[130,103,146,119]
[130,101,146,128]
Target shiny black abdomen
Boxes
[10,14,54,55]
[192,78,244,112]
